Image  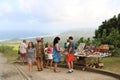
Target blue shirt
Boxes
[68,41,75,54]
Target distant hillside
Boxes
[0,28,95,46]
[60,28,94,40]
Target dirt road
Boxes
[0,53,25,80]
[19,63,119,80]
[0,53,119,80]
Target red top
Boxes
[47,46,53,54]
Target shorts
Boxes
[48,54,53,59]
[66,53,74,62]
[20,53,26,57]
[27,57,35,62]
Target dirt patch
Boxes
[0,53,25,80]
[1,71,18,79]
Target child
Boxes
[46,43,53,69]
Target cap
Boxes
[36,36,41,41]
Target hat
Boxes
[36,36,41,41]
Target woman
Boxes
[46,43,53,69]
[27,42,36,73]
[53,37,62,72]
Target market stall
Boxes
[74,44,111,69]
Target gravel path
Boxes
[0,53,25,80]
[19,63,119,80]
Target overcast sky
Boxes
[0,0,120,33]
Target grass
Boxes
[101,57,120,74]
[0,43,120,74]
[0,44,19,63]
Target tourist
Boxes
[66,36,75,73]
[35,37,44,71]
[41,38,46,68]
[27,42,36,73]
[53,37,62,73]
[19,40,27,65]
[64,39,69,49]
[46,43,53,69]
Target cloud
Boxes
[18,0,40,13]
[0,2,13,16]
[0,0,120,31]
[17,0,119,28]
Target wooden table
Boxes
[74,54,104,69]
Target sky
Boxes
[0,0,120,34]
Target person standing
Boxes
[53,37,61,73]
[35,37,44,71]
[66,36,75,73]
[27,42,36,73]
[64,39,69,49]
[46,43,53,69]
[41,38,46,68]
[19,40,27,65]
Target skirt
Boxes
[48,54,53,59]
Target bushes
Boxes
[0,45,18,59]
[111,48,120,56]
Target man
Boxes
[35,37,44,71]
[19,40,27,65]
[66,36,75,73]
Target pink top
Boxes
[19,42,27,54]
[47,46,53,54]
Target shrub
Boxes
[0,45,18,58]
[111,48,120,56]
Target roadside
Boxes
[0,52,119,80]
[17,62,119,80]
[0,53,25,80]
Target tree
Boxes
[45,42,49,48]
[93,13,120,48]
[101,29,109,44]
[107,28,120,47]
[86,38,91,45]
[75,37,92,48]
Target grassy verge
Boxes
[0,44,19,63]
[101,57,120,74]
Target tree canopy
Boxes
[94,13,120,48]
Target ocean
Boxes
[0,30,48,40]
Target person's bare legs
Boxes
[28,61,33,72]
[54,62,59,72]
[50,59,53,69]
[46,60,49,68]
[54,62,57,72]
[20,54,26,65]
[23,57,25,65]
[46,59,53,69]
[70,61,74,71]
[20,57,24,65]
[67,62,71,70]
[67,61,74,73]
